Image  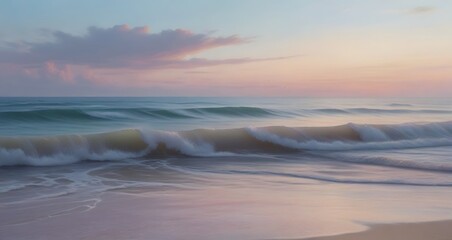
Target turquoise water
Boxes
[1,97,452,136]
[1,97,452,172]
[1,97,452,239]
[1,97,452,170]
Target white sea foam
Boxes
[246,121,452,151]
[1,121,452,167]
[140,130,228,157]
[0,144,148,167]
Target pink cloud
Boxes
[0,24,266,93]
[43,62,74,82]
[0,24,249,69]
[0,24,292,95]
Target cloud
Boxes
[385,6,437,15]
[143,55,297,69]
[406,6,436,15]
[0,24,250,69]
[0,24,291,95]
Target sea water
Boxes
[1,97,452,239]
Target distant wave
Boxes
[1,106,451,124]
[388,103,413,107]
[0,106,280,122]
[2,121,452,168]
[0,109,108,121]
[184,106,277,117]
[310,108,452,114]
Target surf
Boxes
[1,121,452,167]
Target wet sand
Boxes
[2,158,452,240]
[297,220,452,240]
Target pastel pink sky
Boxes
[0,1,451,96]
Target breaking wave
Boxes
[1,121,452,168]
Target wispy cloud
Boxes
[0,24,281,91]
[406,6,436,15]
[0,24,251,69]
[385,6,437,15]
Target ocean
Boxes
[1,97,452,239]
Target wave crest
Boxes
[1,121,452,167]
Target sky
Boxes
[0,0,451,97]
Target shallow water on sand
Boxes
[1,154,452,240]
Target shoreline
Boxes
[294,219,452,240]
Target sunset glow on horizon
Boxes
[1,0,451,97]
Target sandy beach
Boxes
[297,220,452,240]
[2,155,452,240]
